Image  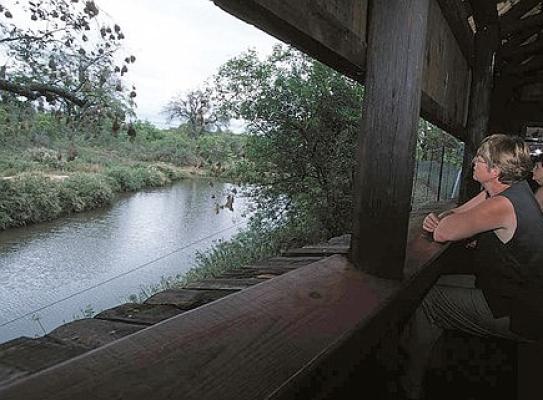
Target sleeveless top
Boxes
[475,180,543,340]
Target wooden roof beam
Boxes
[211,0,367,83]
[505,100,543,123]
[472,0,500,29]
[500,35,543,58]
[500,0,541,26]
[435,0,475,65]
[459,0,499,201]
[502,54,543,75]
[500,25,542,53]
[501,11,543,36]
[518,71,543,85]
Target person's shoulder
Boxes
[472,195,514,217]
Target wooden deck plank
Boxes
[247,256,324,267]
[0,337,87,387]
[281,246,349,257]
[95,304,185,326]
[240,266,299,274]
[47,319,147,349]
[219,269,285,279]
[144,289,237,310]
[184,278,267,290]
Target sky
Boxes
[98,0,280,129]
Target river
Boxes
[0,180,249,344]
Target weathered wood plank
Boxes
[184,278,267,290]
[501,11,543,37]
[212,0,368,82]
[503,55,543,76]
[241,265,298,273]
[500,0,542,27]
[435,0,475,65]
[420,92,468,141]
[0,337,86,387]
[251,256,324,266]
[219,269,284,279]
[520,82,543,102]
[351,0,431,279]
[95,303,185,326]
[422,0,472,138]
[281,246,349,257]
[0,246,445,400]
[500,24,542,54]
[47,319,147,349]
[144,288,237,309]
[460,0,499,202]
[500,36,543,59]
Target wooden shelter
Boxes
[1,1,542,399]
[211,0,543,278]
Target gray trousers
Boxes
[401,274,528,399]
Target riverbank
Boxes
[0,127,245,230]
[0,165,192,230]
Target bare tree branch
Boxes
[0,78,87,107]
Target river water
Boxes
[0,180,249,344]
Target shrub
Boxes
[25,147,64,169]
[149,162,184,180]
[105,165,145,192]
[133,166,169,187]
[0,173,63,229]
[59,173,115,212]
[139,136,198,166]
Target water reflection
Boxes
[0,180,248,343]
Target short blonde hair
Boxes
[476,134,533,184]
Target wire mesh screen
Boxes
[411,120,464,206]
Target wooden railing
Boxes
[0,212,451,400]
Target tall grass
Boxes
[127,214,325,303]
[0,173,63,229]
[0,164,188,230]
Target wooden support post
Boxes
[459,1,499,203]
[350,0,430,279]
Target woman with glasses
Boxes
[401,134,543,400]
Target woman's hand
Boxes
[422,212,440,233]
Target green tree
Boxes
[214,45,364,237]
[0,0,135,123]
[417,119,463,166]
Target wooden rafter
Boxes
[501,35,543,58]
[501,11,543,36]
[500,0,541,25]
[518,70,543,85]
[501,25,542,53]
[459,0,499,200]
[502,54,543,75]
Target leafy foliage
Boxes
[0,0,136,123]
[417,119,463,166]
[59,172,114,212]
[213,45,363,237]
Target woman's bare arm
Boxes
[536,187,543,211]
